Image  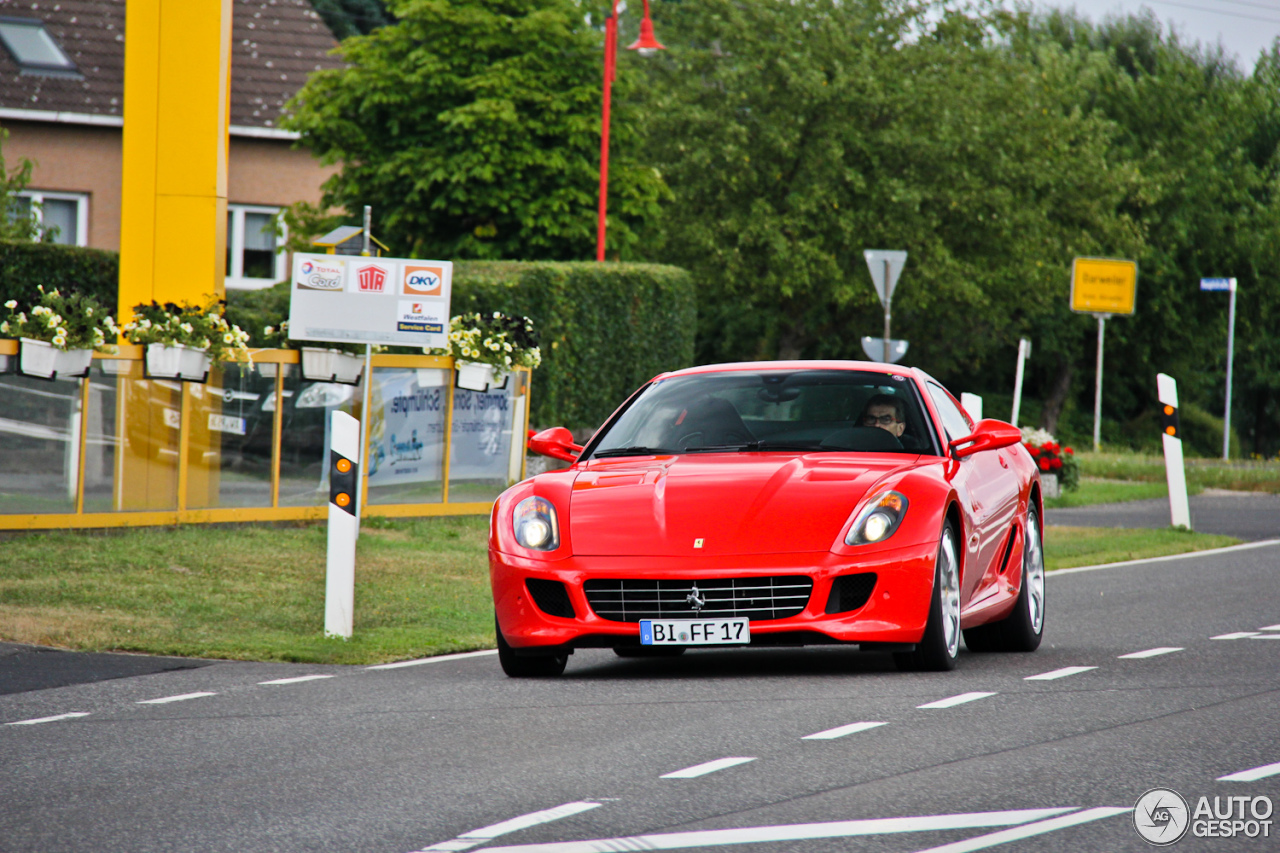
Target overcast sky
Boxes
[1029,0,1280,71]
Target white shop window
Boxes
[225,205,287,290]
[14,191,89,246]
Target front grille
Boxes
[526,578,576,618]
[824,572,877,614]
[583,576,813,623]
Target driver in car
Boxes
[860,394,907,438]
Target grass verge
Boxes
[1044,525,1239,570]
[0,518,1242,663]
[1079,452,1280,493]
[1044,477,1180,509]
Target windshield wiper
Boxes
[686,441,818,453]
[591,446,673,458]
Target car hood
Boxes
[569,453,920,556]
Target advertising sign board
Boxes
[1070,258,1138,315]
[288,253,452,348]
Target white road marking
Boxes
[1250,635,1280,640]
[416,802,604,853]
[662,757,757,779]
[1218,761,1280,782]
[1118,647,1183,659]
[1024,666,1096,681]
[6,712,91,726]
[1049,538,1280,576]
[475,808,1079,853]
[907,807,1131,853]
[258,675,336,685]
[918,692,996,709]
[1212,632,1261,640]
[1261,624,1280,631]
[137,692,217,705]
[802,721,888,740]
[367,649,498,670]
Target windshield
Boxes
[589,370,936,458]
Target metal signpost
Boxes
[863,250,908,364]
[1200,277,1238,460]
[1010,338,1031,427]
[1070,258,1138,451]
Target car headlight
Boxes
[514,496,560,551]
[846,490,909,546]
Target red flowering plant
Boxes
[1020,428,1080,491]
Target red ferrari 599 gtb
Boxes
[489,361,1045,676]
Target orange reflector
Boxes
[879,494,904,512]
[336,458,352,473]
[335,493,351,507]
[1163,405,1174,416]
[1165,426,1176,436]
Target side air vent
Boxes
[525,578,576,619]
[824,572,877,614]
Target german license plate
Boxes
[640,618,750,646]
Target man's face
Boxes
[863,403,905,437]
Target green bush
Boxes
[0,241,119,310]
[451,262,695,431]
[1120,401,1241,458]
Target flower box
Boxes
[300,347,364,385]
[19,337,93,380]
[145,343,212,383]
[455,360,508,392]
[1041,472,1061,499]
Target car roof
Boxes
[654,360,919,381]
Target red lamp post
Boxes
[597,0,664,262]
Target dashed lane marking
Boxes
[1211,632,1261,640]
[802,721,888,740]
[661,757,757,779]
[918,692,996,709]
[1024,666,1097,681]
[1250,635,1280,640]
[258,675,336,685]
[367,650,498,670]
[6,712,91,726]
[907,807,1132,853]
[473,808,1080,853]
[1218,761,1280,782]
[137,692,218,705]
[1118,647,1183,659]
[1261,624,1280,631]
[416,801,604,853]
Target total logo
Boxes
[403,265,444,296]
[1134,788,1273,845]
[296,259,344,291]
[355,264,388,293]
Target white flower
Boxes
[0,321,8,333]
[493,311,500,319]
[263,326,274,336]
[503,342,512,352]
[3,300,15,309]
[46,315,59,329]
[141,318,152,328]
[180,323,194,334]
[223,333,233,344]
[52,335,66,348]
[86,307,93,316]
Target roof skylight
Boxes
[0,17,78,76]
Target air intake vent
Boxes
[824,572,877,614]
[583,576,812,623]
[526,578,576,618]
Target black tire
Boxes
[614,646,686,658]
[495,616,568,677]
[895,520,962,672]
[962,508,1046,653]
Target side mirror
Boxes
[527,427,583,463]
[949,419,1022,459]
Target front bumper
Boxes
[490,541,938,651]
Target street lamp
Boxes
[597,0,664,262]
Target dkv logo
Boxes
[403,265,444,296]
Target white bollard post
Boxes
[1011,338,1030,427]
[1156,373,1191,530]
[325,410,360,638]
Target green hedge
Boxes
[452,262,695,431]
[0,241,119,308]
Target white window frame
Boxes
[225,204,288,291]
[18,190,89,246]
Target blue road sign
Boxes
[1200,277,1236,291]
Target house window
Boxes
[225,205,287,290]
[14,191,89,246]
[0,17,79,77]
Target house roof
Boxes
[0,0,341,137]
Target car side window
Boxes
[926,383,973,442]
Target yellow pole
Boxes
[118,0,232,327]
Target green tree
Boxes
[285,0,666,260]
[635,0,1141,389]
[0,129,42,242]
